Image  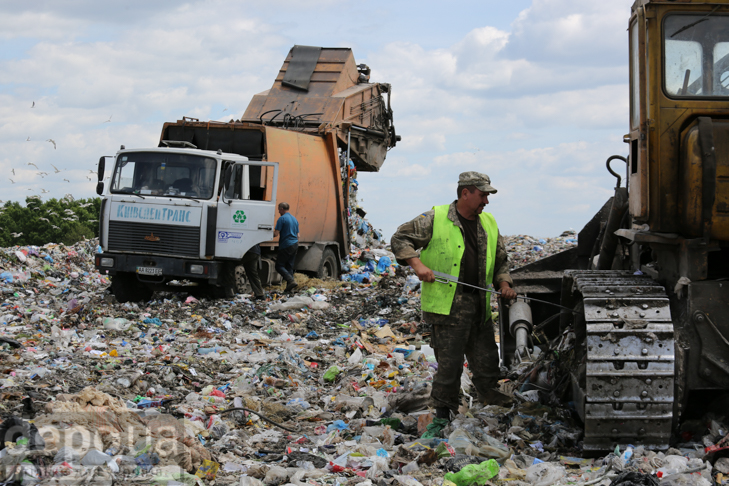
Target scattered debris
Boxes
[0,233,720,485]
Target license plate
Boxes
[137,266,162,276]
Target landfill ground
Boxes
[0,234,723,485]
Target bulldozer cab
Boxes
[629,0,729,245]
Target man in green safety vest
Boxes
[391,171,517,420]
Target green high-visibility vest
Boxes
[420,204,498,319]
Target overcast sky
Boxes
[0,0,635,240]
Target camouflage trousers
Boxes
[427,291,500,412]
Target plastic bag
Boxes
[323,365,340,382]
[422,418,449,439]
[526,462,565,486]
[444,459,500,486]
[448,428,478,455]
[376,256,392,273]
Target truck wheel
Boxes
[234,265,249,293]
[215,263,245,299]
[317,248,339,279]
[111,273,154,303]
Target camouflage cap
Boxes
[458,171,497,194]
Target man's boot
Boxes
[285,280,298,293]
[435,407,453,421]
[481,388,514,407]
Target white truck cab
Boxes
[94,144,278,302]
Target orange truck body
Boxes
[158,46,398,282]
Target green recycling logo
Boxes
[233,210,247,223]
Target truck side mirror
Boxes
[96,181,104,195]
[97,156,105,182]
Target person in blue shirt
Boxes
[274,202,300,292]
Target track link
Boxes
[566,270,674,451]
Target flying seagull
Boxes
[11,169,15,176]
[26,137,30,142]
[27,162,38,169]
[39,217,49,222]
[31,102,34,108]
[63,178,70,183]
[51,164,61,173]
[46,139,56,149]
[103,115,112,123]
[8,179,14,184]
[11,232,22,238]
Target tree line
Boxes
[0,197,101,248]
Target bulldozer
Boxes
[498,0,729,450]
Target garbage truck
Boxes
[498,0,729,450]
[94,46,398,302]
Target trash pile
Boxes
[504,231,577,269]
[342,156,385,250]
[0,235,722,486]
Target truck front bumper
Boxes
[94,253,223,284]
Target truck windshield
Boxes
[110,152,217,199]
[664,13,729,97]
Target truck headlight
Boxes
[100,257,114,267]
[189,264,204,274]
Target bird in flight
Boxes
[46,139,56,149]
[52,225,59,230]
[37,172,48,177]
[103,115,112,123]
[51,164,61,173]
[31,102,35,108]
[41,189,49,193]
[27,162,38,169]
[79,202,92,208]
[39,217,49,222]
[26,137,30,142]
[8,179,14,184]
[63,178,70,183]
[11,169,15,176]
[11,232,22,238]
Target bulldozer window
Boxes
[630,21,640,129]
[664,14,729,97]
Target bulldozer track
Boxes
[567,270,674,450]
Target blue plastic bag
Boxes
[327,420,349,433]
[376,256,392,273]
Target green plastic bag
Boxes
[323,365,340,382]
[444,459,500,486]
[421,417,449,438]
